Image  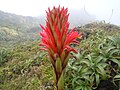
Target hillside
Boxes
[0,22,120,90]
[0,10,119,48]
[76,22,120,37]
[0,8,96,43]
[0,10,42,45]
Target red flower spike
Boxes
[39,6,82,90]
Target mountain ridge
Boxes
[0,10,42,43]
[0,9,96,47]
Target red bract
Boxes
[39,6,82,90]
[40,7,80,63]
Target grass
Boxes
[0,40,54,90]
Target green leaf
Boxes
[83,75,90,82]
[58,72,64,90]
[87,55,92,61]
[80,60,89,66]
[113,74,120,86]
[56,57,62,73]
[108,36,120,46]
[95,56,104,64]
[63,55,69,69]
[74,52,81,60]
[98,63,108,68]
[77,66,82,72]
[74,86,82,90]
[81,67,89,75]
[83,70,93,76]
[114,74,120,80]
[95,74,100,86]
[72,76,81,87]
[111,59,120,68]
[110,49,120,56]
[106,46,116,53]
[97,65,106,80]
[61,51,65,62]
[89,73,94,85]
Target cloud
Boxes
[0,0,120,25]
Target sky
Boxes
[0,0,120,25]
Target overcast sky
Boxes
[0,0,120,25]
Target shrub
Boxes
[0,48,10,66]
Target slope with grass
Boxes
[0,22,120,90]
[0,10,42,47]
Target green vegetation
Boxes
[0,22,120,90]
[0,10,41,47]
[64,30,120,90]
[0,41,53,90]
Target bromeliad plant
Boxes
[39,6,81,90]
